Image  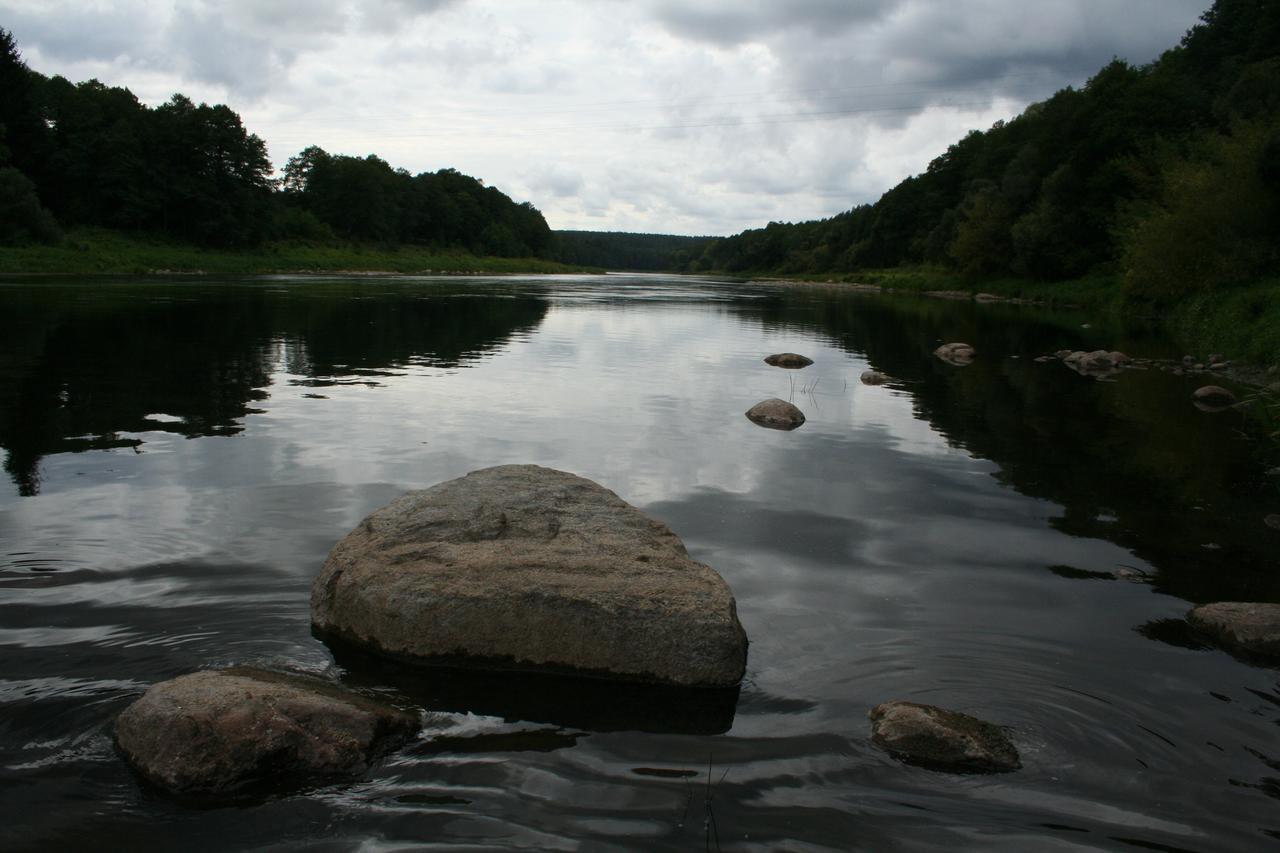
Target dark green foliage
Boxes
[0,28,51,182]
[1121,117,1280,299]
[695,0,1280,302]
[279,147,551,256]
[0,166,60,244]
[546,230,717,272]
[0,27,554,257]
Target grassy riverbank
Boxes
[0,229,598,276]
[759,265,1280,370]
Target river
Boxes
[1,274,1277,851]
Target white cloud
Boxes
[0,0,1212,235]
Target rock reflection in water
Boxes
[325,637,740,736]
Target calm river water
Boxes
[2,274,1278,851]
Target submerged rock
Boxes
[764,352,814,369]
[115,667,419,798]
[1192,385,1236,411]
[1063,349,1123,376]
[869,700,1020,773]
[860,370,888,385]
[312,465,749,688]
[1187,602,1280,659]
[745,398,806,430]
[934,343,975,366]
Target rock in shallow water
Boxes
[1192,385,1236,410]
[934,343,975,366]
[114,667,419,798]
[869,700,1021,773]
[764,352,813,368]
[744,398,806,430]
[860,370,888,385]
[1187,602,1280,659]
[311,465,748,687]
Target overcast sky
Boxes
[3,0,1209,236]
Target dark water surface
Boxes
[2,274,1278,851]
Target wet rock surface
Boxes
[860,370,888,385]
[869,700,1021,773]
[1187,602,1280,659]
[933,343,975,366]
[745,398,807,430]
[1192,385,1237,410]
[764,352,814,368]
[114,667,419,798]
[311,465,749,687]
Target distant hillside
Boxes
[554,230,717,271]
[693,0,1280,305]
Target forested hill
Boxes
[0,29,552,258]
[553,231,715,271]
[692,0,1280,304]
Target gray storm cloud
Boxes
[0,0,1214,234]
[649,0,895,45]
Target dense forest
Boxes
[553,231,713,271]
[691,0,1280,304]
[0,28,552,259]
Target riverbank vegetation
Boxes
[0,28,559,268]
[684,0,1280,362]
[0,228,592,276]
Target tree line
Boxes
[0,28,552,257]
[552,231,713,271]
[689,0,1280,303]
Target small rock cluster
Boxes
[1032,348,1245,412]
[748,353,815,430]
[750,351,897,430]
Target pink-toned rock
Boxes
[745,398,806,430]
[934,343,975,366]
[115,667,419,798]
[1192,385,1236,411]
[1187,602,1280,658]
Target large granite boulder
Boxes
[115,667,419,798]
[764,352,813,368]
[1187,602,1280,659]
[869,700,1020,773]
[312,465,748,687]
[744,398,806,430]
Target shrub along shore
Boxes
[752,266,1280,373]
[0,229,598,276]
